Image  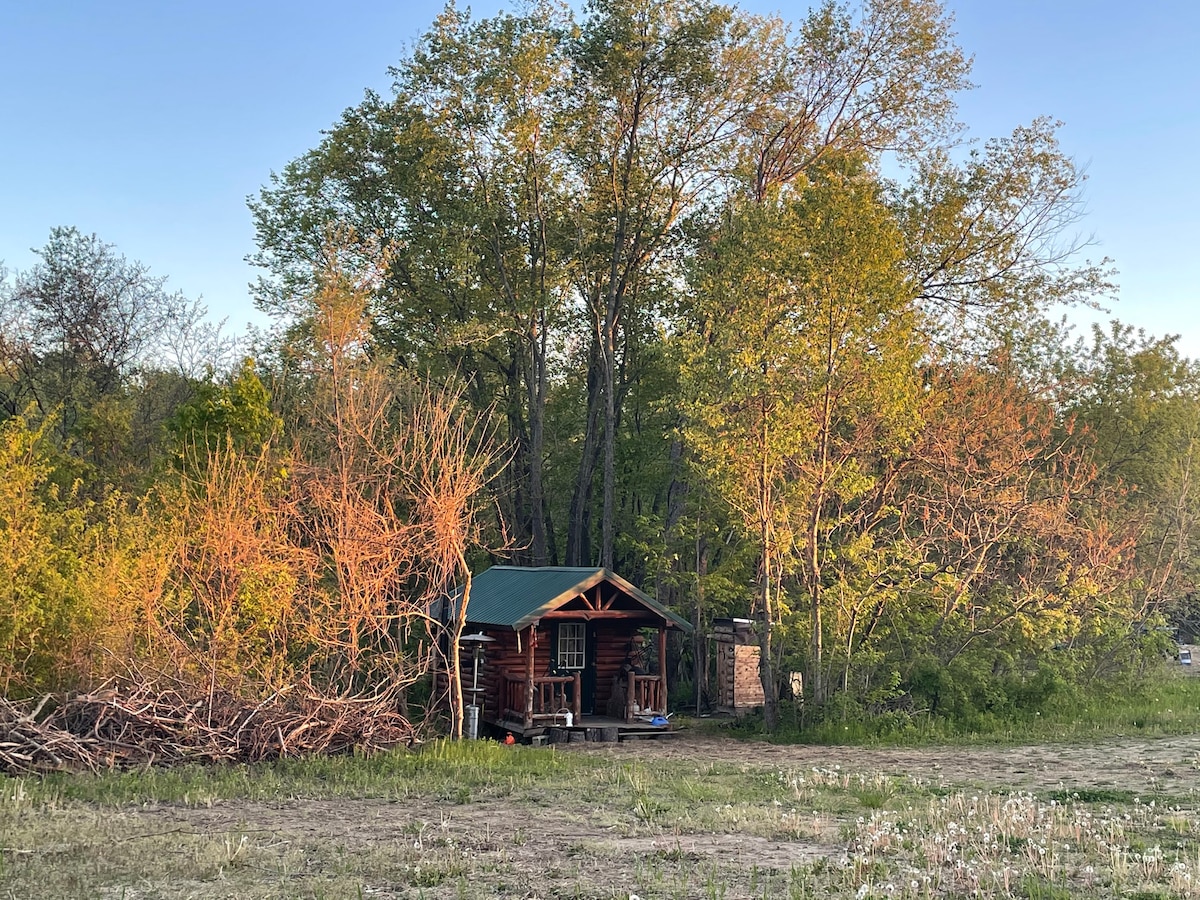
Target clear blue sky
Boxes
[3,1,1197,356]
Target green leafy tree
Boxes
[0,414,88,694]
[561,0,780,566]
[1067,323,1200,638]
[251,4,572,565]
[248,0,970,571]
[0,229,230,493]
[168,358,282,467]
[746,0,969,199]
[683,162,922,725]
[3,229,186,433]
[894,118,1115,353]
[242,0,1143,729]
[402,2,573,565]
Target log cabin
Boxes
[446,566,691,738]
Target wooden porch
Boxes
[501,670,667,729]
[502,672,582,726]
[496,713,677,743]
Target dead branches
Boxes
[0,681,418,776]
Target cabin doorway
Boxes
[553,621,597,715]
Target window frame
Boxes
[556,622,586,670]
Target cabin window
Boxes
[556,622,586,670]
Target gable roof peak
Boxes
[456,565,690,632]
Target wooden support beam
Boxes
[524,627,535,729]
[548,610,649,621]
[600,584,618,610]
[658,625,668,714]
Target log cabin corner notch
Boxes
[444,566,692,733]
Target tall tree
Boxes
[894,118,1115,353]
[364,2,573,564]
[683,161,922,725]
[562,0,777,566]
[246,0,1119,693]
[4,229,186,426]
[747,0,969,200]
[250,4,572,564]
[1067,324,1200,635]
[0,228,217,487]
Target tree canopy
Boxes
[1,0,1195,735]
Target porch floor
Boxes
[493,714,677,743]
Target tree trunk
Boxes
[567,339,603,565]
[758,547,778,731]
[694,527,708,716]
[449,573,471,739]
[527,313,549,565]
[806,318,837,706]
[601,314,617,569]
[807,506,825,706]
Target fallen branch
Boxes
[0,680,420,775]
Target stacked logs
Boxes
[0,683,418,775]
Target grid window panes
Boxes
[557,623,585,670]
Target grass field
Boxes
[2,669,1199,899]
[768,658,1200,747]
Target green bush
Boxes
[0,415,90,695]
[907,654,1068,727]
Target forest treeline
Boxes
[2,0,1198,736]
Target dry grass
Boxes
[0,734,1198,898]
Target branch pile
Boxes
[0,683,419,775]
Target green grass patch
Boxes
[745,667,1200,748]
[1021,874,1075,899]
[1045,787,1138,805]
[30,738,605,808]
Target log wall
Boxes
[472,628,539,726]
[472,620,664,725]
[716,641,765,712]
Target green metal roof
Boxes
[452,566,692,632]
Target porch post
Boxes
[572,671,582,720]
[524,626,535,728]
[657,624,668,714]
[625,670,635,722]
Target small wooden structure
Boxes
[444,567,691,739]
[711,617,765,716]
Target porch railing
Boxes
[626,673,665,720]
[502,672,582,728]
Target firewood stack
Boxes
[0,682,418,775]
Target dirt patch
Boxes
[131,793,829,887]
